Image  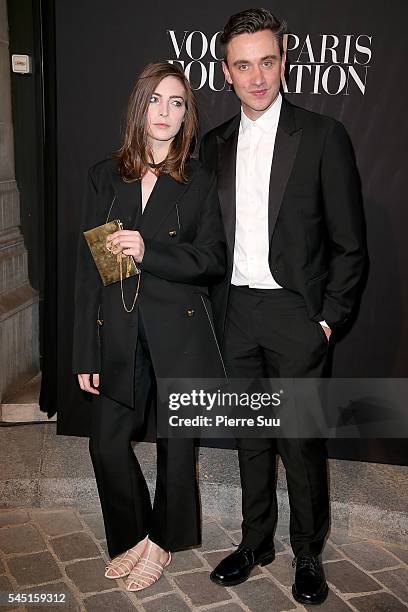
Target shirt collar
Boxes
[240,92,282,134]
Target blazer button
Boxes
[168,229,177,237]
[186,309,195,317]
[97,319,104,326]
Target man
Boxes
[200,8,365,606]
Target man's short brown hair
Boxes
[220,8,287,59]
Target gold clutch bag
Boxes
[83,218,141,312]
[83,219,139,285]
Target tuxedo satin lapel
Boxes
[217,127,239,256]
[268,103,302,243]
[111,173,142,230]
[140,173,193,240]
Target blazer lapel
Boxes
[111,166,195,239]
[140,171,193,240]
[111,172,142,230]
[217,114,240,256]
[268,99,302,243]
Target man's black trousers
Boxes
[224,285,330,557]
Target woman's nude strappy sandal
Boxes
[105,546,143,579]
[125,540,172,591]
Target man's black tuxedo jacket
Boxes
[72,158,227,408]
[200,98,365,340]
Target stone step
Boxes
[0,180,20,232]
[0,373,55,422]
[0,423,406,545]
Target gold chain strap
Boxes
[114,219,141,313]
[119,254,141,313]
[104,203,141,313]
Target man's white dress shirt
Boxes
[232,93,282,288]
[232,93,329,329]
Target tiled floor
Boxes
[0,507,406,611]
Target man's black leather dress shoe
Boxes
[210,544,275,587]
[292,553,328,605]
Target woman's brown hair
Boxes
[115,62,198,183]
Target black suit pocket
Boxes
[285,180,319,198]
[308,271,328,284]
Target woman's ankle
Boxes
[136,535,148,545]
[145,537,170,560]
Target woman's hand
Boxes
[78,373,100,395]
[107,230,145,263]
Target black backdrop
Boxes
[40,0,408,465]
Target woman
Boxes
[72,62,227,591]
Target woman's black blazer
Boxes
[72,157,227,408]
